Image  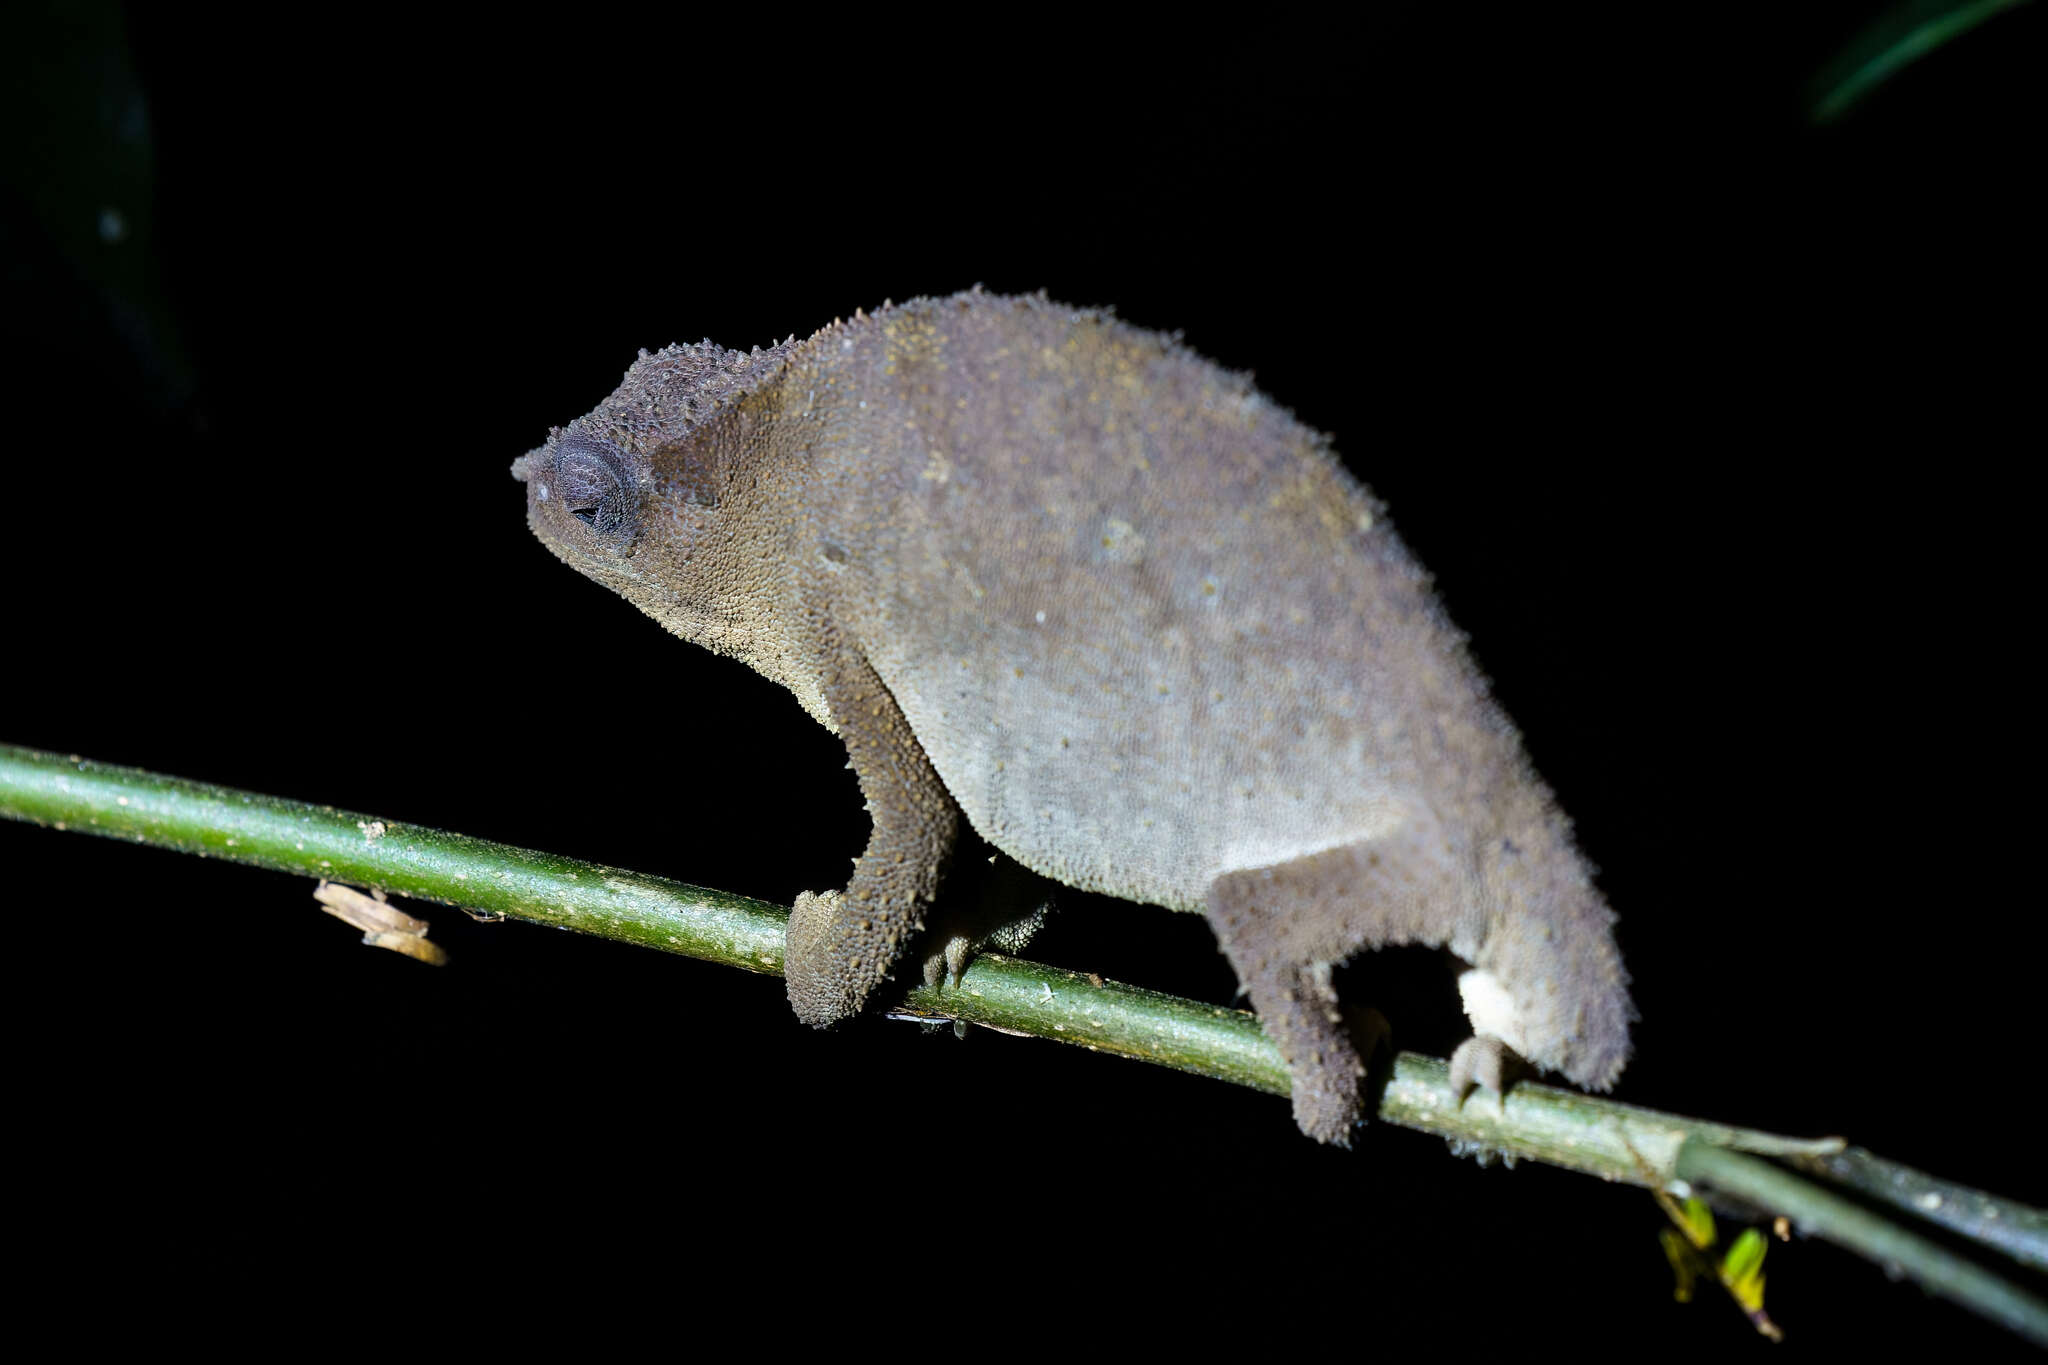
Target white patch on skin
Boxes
[1458,967,1528,1053]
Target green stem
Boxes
[4,742,2043,1343]
[1786,1145,2048,1272]
[1678,1141,2048,1344]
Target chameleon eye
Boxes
[554,438,629,538]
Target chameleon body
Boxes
[512,289,1632,1141]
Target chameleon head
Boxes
[508,339,819,710]
[508,335,766,641]
[510,415,740,646]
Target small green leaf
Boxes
[1680,1195,1717,1250]
[1660,1228,1701,1303]
[1722,1228,1770,1312]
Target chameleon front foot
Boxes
[786,888,861,1027]
[921,933,974,992]
[916,850,1054,993]
[1447,1034,1525,1105]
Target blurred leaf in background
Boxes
[1810,0,2034,122]
[1,0,196,431]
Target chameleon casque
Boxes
[512,288,1633,1142]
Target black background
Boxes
[4,2,2041,1353]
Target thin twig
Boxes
[1785,1145,2048,1272]
[3,742,2043,1344]
[1677,1141,2046,1342]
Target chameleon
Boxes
[511,288,1633,1142]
